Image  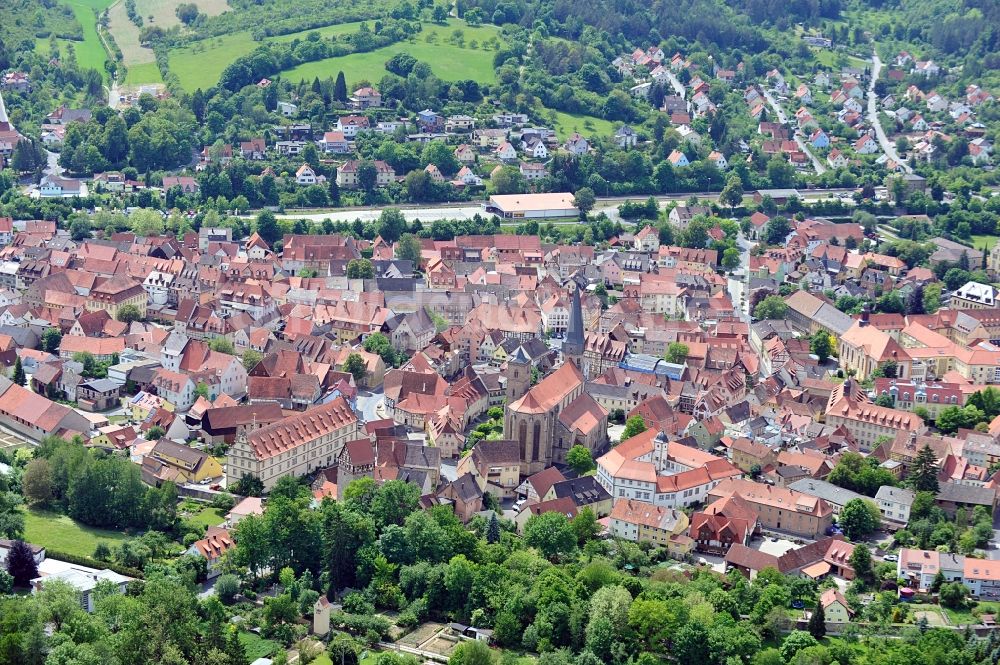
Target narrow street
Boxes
[867,51,913,174]
[726,235,753,322]
[663,70,686,98]
[794,134,827,174]
[762,88,825,175]
[761,89,788,124]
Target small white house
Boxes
[295,164,318,185]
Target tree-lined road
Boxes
[269,188,863,224]
[868,52,913,174]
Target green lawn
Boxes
[33,0,116,78]
[239,632,279,660]
[67,0,116,75]
[971,234,998,252]
[944,602,1000,625]
[166,22,364,90]
[22,506,131,558]
[273,21,367,43]
[812,47,868,70]
[284,21,500,87]
[181,505,226,531]
[124,61,164,85]
[169,19,499,90]
[313,656,333,665]
[537,105,616,140]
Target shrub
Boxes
[216,573,240,604]
[44,549,143,579]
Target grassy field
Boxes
[167,19,498,90]
[812,47,868,70]
[537,105,616,140]
[108,0,154,68]
[125,61,163,84]
[34,0,117,76]
[111,0,230,80]
[166,21,370,89]
[22,506,131,558]
[168,32,260,89]
[137,0,229,27]
[272,21,366,43]
[284,20,500,88]
[971,234,998,252]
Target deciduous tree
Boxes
[620,415,647,442]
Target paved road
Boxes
[663,70,686,98]
[45,149,62,178]
[355,388,385,423]
[794,134,827,174]
[761,89,788,124]
[107,78,120,110]
[727,235,754,321]
[868,52,913,174]
[761,88,825,175]
[269,187,863,224]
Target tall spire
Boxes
[0,90,9,127]
[563,286,584,367]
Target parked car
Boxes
[883,554,899,562]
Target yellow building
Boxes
[728,437,777,473]
[86,275,147,319]
[838,319,912,380]
[148,439,223,483]
[608,499,693,557]
[129,391,174,421]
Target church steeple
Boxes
[563,286,584,368]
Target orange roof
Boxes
[558,393,607,435]
[509,362,584,415]
[59,335,126,356]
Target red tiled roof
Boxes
[246,397,357,460]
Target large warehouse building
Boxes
[485,193,580,219]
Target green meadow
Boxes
[284,20,500,87]
[35,0,116,78]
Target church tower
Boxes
[562,286,585,369]
[505,345,531,403]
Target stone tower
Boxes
[506,345,531,403]
[562,286,585,369]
